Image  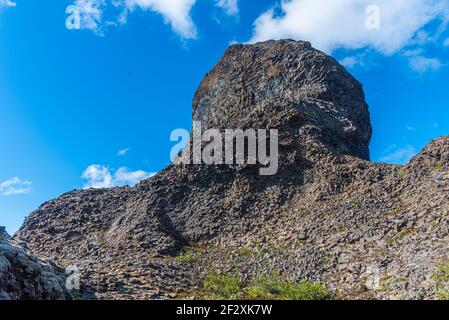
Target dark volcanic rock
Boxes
[14,40,449,300]
[193,40,372,160]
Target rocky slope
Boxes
[14,40,449,300]
[0,226,72,300]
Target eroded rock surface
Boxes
[14,40,449,300]
[0,226,71,300]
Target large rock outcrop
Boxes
[193,40,372,160]
[0,226,72,300]
[14,40,449,300]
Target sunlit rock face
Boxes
[193,40,372,160]
[14,41,449,300]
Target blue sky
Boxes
[0,0,448,233]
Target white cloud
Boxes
[403,48,443,73]
[406,125,417,131]
[413,29,432,45]
[444,38,449,46]
[117,147,130,156]
[114,167,154,185]
[125,0,197,38]
[0,177,32,196]
[409,56,443,73]
[403,48,425,57]
[216,0,238,16]
[82,165,114,188]
[340,55,365,69]
[249,0,449,55]
[0,0,15,8]
[82,164,155,189]
[379,145,417,164]
[69,0,198,39]
[72,0,104,34]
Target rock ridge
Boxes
[12,40,449,300]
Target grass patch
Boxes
[203,274,243,300]
[397,275,407,282]
[436,289,449,300]
[380,275,392,293]
[433,261,449,300]
[202,271,332,300]
[250,272,331,300]
[397,229,413,241]
[238,247,253,256]
[176,249,197,264]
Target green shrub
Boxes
[203,271,331,300]
[203,274,243,299]
[397,229,413,240]
[246,286,272,300]
[433,261,449,283]
[433,261,449,300]
[238,247,253,256]
[252,272,331,300]
[176,250,197,264]
[436,290,449,300]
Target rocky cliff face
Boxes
[193,40,371,160]
[14,40,449,300]
[0,226,72,300]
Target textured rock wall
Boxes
[13,40,449,300]
[0,227,71,300]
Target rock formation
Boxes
[13,40,449,300]
[0,226,72,300]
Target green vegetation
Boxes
[176,249,198,264]
[436,290,449,300]
[386,202,406,217]
[397,275,407,282]
[249,272,331,300]
[387,209,400,216]
[433,261,449,283]
[202,271,332,300]
[400,169,408,178]
[433,261,449,300]
[203,274,243,299]
[433,162,443,171]
[397,228,413,241]
[380,275,392,293]
[238,247,253,256]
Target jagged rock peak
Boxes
[193,39,372,160]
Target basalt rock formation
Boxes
[14,40,449,300]
[0,226,72,300]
